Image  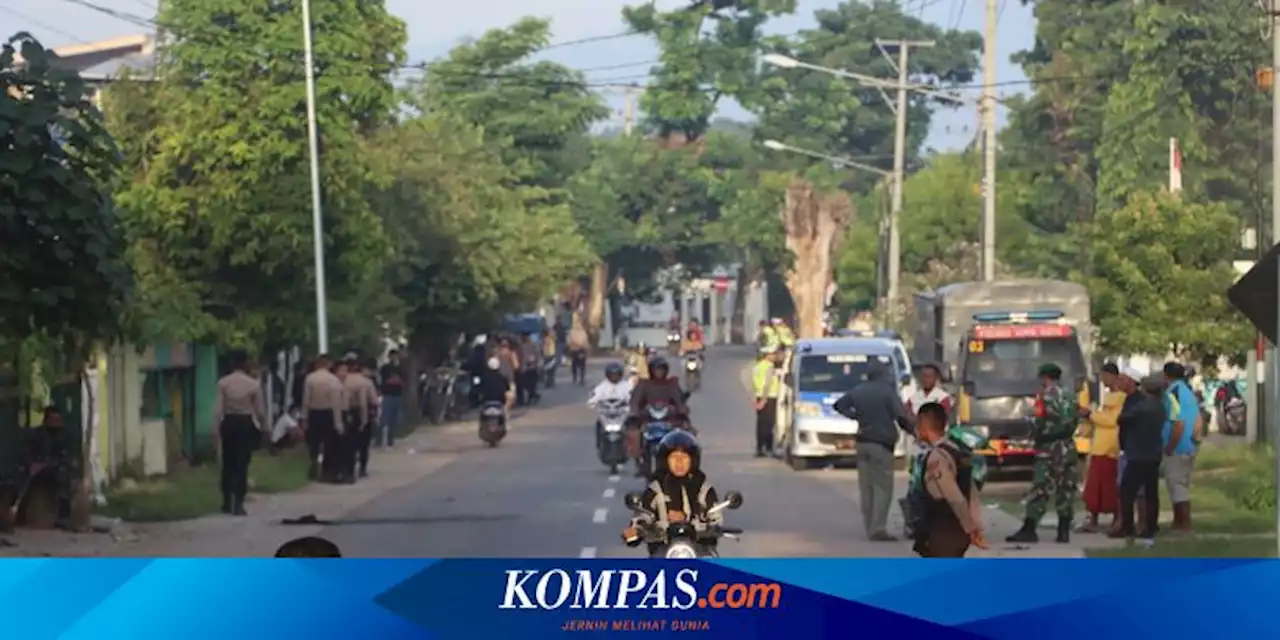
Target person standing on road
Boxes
[568,317,590,386]
[1007,363,1079,544]
[358,358,380,478]
[751,347,783,457]
[911,402,986,557]
[1111,371,1165,543]
[213,350,267,515]
[833,361,914,542]
[340,355,375,483]
[1162,362,1199,532]
[1078,363,1124,533]
[900,362,953,532]
[497,338,519,410]
[378,350,405,448]
[301,353,346,483]
[518,333,542,406]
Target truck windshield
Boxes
[962,337,1083,397]
[798,354,892,393]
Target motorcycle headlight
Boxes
[665,542,699,559]
[685,360,698,370]
[604,422,624,433]
[795,401,823,417]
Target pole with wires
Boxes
[301,0,328,353]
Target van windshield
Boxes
[798,354,893,393]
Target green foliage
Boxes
[624,0,797,141]
[0,35,133,350]
[108,0,407,350]
[1083,190,1248,362]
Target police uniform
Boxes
[358,365,380,477]
[915,441,982,557]
[341,364,376,482]
[302,362,346,483]
[214,368,267,515]
[1008,362,1079,544]
[752,352,781,456]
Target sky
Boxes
[0,0,1034,151]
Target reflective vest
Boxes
[776,326,795,347]
[753,360,780,399]
[759,326,779,348]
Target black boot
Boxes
[1006,518,1039,543]
[221,493,233,514]
[1056,519,1071,543]
[232,496,247,516]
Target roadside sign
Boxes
[714,274,729,293]
[1227,243,1280,344]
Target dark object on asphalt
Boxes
[1227,241,1280,343]
[281,514,331,525]
[275,536,342,557]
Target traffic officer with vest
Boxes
[757,320,779,352]
[213,350,268,515]
[752,346,783,457]
[774,318,796,349]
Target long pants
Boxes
[379,395,402,447]
[756,399,777,453]
[570,351,587,384]
[517,370,539,404]
[856,441,895,537]
[916,516,970,557]
[357,420,373,474]
[1119,458,1161,538]
[1025,440,1078,525]
[306,410,333,473]
[219,415,258,500]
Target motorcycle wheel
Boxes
[609,463,619,475]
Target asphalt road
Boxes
[319,347,946,558]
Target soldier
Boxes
[213,350,267,516]
[340,354,375,482]
[300,353,346,483]
[1007,362,1080,544]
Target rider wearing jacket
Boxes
[589,363,634,406]
[629,357,689,417]
[622,430,720,556]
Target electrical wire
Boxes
[59,0,154,29]
[1,2,91,44]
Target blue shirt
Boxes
[1163,380,1198,455]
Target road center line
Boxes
[579,547,597,558]
[608,475,621,483]
[592,507,608,523]
[602,488,616,499]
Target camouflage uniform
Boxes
[1008,362,1079,543]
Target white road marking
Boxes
[602,488,616,499]
[592,508,609,523]
[579,547,598,558]
[608,475,621,483]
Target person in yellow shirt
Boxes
[774,318,795,348]
[752,347,783,457]
[1079,363,1125,533]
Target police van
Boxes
[778,337,910,471]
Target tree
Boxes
[364,114,594,412]
[1084,190,1248,363]
[107,0,406,350]
[0,35,133,349]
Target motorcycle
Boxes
[621,490,744,558]
[1215,380,1246,436]
[683,352,702,393]
[478,401,507,447]
[595,397,630,474]
[638,403,685,477]
[423,364,461,424]
[667,331,682,355]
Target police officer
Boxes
[911,402,987,557]
[1007,362,1079,544]
[774,318,795,349]
[214,350,267,515]
[752,346,782,457]
[358,357,380,478]
[301,353,346,483]
[340,354,375,483]
[758,320,779,352]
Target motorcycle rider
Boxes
[590,363,634,444]
[687,320,704,345]
[627,356,692,476]
[626,342,651,380]
[679,328,704,356]
[477,357,514,413]
[621,430,721,557]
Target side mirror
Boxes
[623,492,644,511]
[725,491,744,510]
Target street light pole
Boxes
[980,0,998,282]
[301,0,329,353]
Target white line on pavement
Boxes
[592,508,609,523]
[608,475,620,483]
[602,488,616,499]
[579,547,597,558]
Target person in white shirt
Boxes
[589,363,634,407]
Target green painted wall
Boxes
[192,344,218,462]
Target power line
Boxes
[59,0,154,28]
[0,2,91,44]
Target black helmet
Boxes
[656,430,701,472]
[605,363,624,378]
[649,356,669,373]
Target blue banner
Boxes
[5,558,1274,639]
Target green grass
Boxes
[1086,535,1277,558]
[99,450,312,522]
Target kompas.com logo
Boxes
[498,568,783,610]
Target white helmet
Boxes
[475,334,488,346]
[487,357,500,370]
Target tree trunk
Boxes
[781,179,853,339]
[586,261,608,347]
[730,266,753,344]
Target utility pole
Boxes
[1268,0,1280,555]
[301,0,328,353]
[980,0,998,282]
[880,39,934,322]
[623,85,636,137]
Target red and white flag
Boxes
[1169,137,1183,193]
